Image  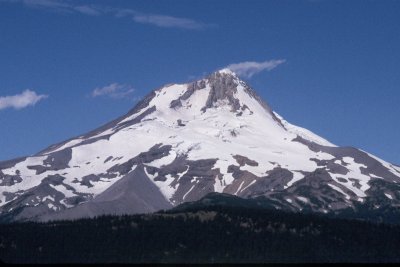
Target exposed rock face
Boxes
[38,165,172,221]
[233,155,259,167]
[292,136,400,183]
[28,148,72,175]
[0,171,22,186]
[201,71,241,112]
[170,80,206,109]
[107,144,173,175]
[1,69,399,222]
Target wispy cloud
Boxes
[92,83,135,99]
[0,90,48,110]
[226,59,286,78]
[21,0,69,9]
[132,14,207,30]
[3,0,211,30]
[73,5,101,16]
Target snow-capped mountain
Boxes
[1,69,400,222]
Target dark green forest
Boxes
[1,197,400,264]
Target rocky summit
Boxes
[1,69,400,222]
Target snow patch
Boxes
[42,195,55,202]
[49,184,76,198]
[183,183,196,200]
[274,112,335,147]
[44,139,84,155]
[240,179,257,193]
[286,171,304,188]
[385,193,393,200]
[47,203,58,211]
[370,174,384,179]
[328,184,351,200]
[147,150,176,168]
[235,181,245,195]
[297,196,309,203]
[213,175,225,193]
[149,172,176,203]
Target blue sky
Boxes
[0,0,399,164]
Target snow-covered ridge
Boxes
[274,112,335,147]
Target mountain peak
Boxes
[169,67,245,112]
[215,68,238,77]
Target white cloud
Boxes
[3,0,210,30]
[0,90,48,110]
[133,14,207,30]
[74,5,101,16]
[20,0,70,12]
[226,59,286,78]
[92,83,135,99]
[22,0,67,8]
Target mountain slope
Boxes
[1,69,399,222]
